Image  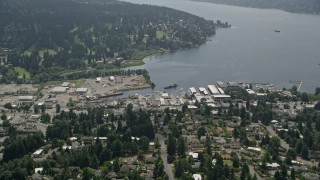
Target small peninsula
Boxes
[0,0,230,84]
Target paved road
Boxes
[248,165,263,180]
[157,134,175,180]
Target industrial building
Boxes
[208,85,220,94]
[51,87,68,94]
[19,96,34,104]
[76,88,88,94]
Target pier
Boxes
[289,80,303,91]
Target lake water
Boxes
[121,0,320,95]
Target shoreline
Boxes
[189,0,320,15]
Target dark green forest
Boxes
[0,0,229,83]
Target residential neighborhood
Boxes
[0,78,320,180]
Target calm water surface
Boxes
[121,0,320,95]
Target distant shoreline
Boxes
[189,0,320,15]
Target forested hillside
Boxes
[192,0,320,14]
[0,0,229,83]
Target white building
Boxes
[193,174,202,180]
[51,87,67,94]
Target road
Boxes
[157,134,175,180]
[265,125,314,167]
[248,165,263,180]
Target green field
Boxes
[14,67,31,79]
[74,35,85,46]
[39,49,57,57]
[156,31,167,39]
[22,45,36,56]
[131,48,165,61]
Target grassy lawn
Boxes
[142,36,148,44]
[223,160,233,166]
[39,49,57,57]
[156,30,167,39]
[14,67,31,79]
[87,48,96,55]
[105,23,112,30]
[131,48,164,61]
[74,35,85,46]
[22,45,36,56]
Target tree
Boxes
[34,105,39,114]
[82,167,93,180]
[233,126,240,139]
[167,134,176,156]
[280,164,287,180]
[314,101,320,110]
[139,136,150,152]
[300,92,309,102]
[175,159,184,177]
[56,104,61,113]
[301,145,309,160]
[274,171,281,180]
[41,105,46,113]
[291,168,296,180]
[41,113,51,123]
[315,87,320,96]
[154,157,164,178]
[232,156,240,168]
[177,136,186,156]
[1,114,7,120]
[113,158,120,173]
[295,139,304,154]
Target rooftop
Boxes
[52,87,67,93]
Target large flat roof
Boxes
[76,88,88,93]
[19,96,34,100]
[52,87,67,93]
[208,85,220,94]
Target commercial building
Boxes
[51,87,68,94]
[199,87,208,95]
[76,88,88,94]
[212,94,231,101]
[208,85,220,94]
[19,96,34,104]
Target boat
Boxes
[164,84,178,89]
[274,30,280,33]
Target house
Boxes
[149,142,155,151]
[193,174,202,180]
[62,146,72,150]
[94,137,108,143]
[109,76,115,81]
[61,82,70,87]
[34,167,43,174]
[32,149,43,158]
[266,163,280,170]
[44,100,54,109]
[96,77,101,83]
[247,147,261,154]
[189,152,199,159]
[214,137,227,144]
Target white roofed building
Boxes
[19,96,34,104]
[52,87,67,94]
[208,85,220,94]
[76,88,88,94]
